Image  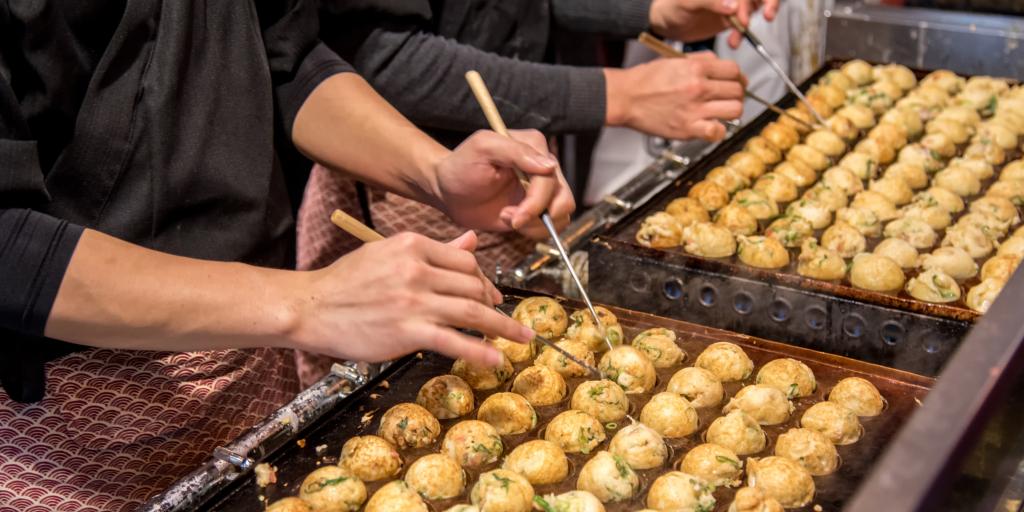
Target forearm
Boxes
[45,229,299,352]
[291,73,448,209]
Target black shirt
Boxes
[0,0,354,402]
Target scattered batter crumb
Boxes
[296,439,306,448]
[254,463,277,487]
[915,397,923,407]
[370,393,381,400]
[258,495,265,502]
[417,352,424,359]
[316,444,328,455]
[360,409,378,428]
[378,380,390,389]
[814,505,823,512]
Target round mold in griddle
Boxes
[805,305,827,331]
[842,313,867,338]
[733,291,755,315]
[662,278,684,301]
[769,298,792,322]
[698,284,718,307]
[880,321,906,346]
[631,271,653,294]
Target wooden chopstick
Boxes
[330,209,384,243]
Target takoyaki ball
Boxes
[745,136,784,165]
[942,223,995,259]
[976,122,1018,150]
[848,86,894,115]
[647,472,717,512]
[545,410,606,454]
[957,87,998,112]
[933,166,978,196]
[921,69,965,93]
[936,105,982,126]
[666,197,712,227]
[444,506,479,512]
[490,336,534,364]
[512,297,568,339]
[801,401,862,445]
[746,457,815,509]
[897,144,945,173]
[774,428,839,477]
[957,212,1008,240]
[637,213,683,248]
[501,439,569,485]
[682,222,737,258]
[667,367,726,408]
[571,380,628,422]
[267,498,312,512]
[300,465,368,512]
[737,235,791,270]
[788,144,831,172]
[920,133,956,161]
[987,179,1024,205]
[443,420,504,468]
[877,63,917,91]
[695,341,754,383]
[609,422,668,470]
[823,166,864,196]
[640,391,700,438]
[417,375,475,420]
[732,189,780,220]
[797,239,848,281]
[706,410,768,456]
[786,199,832,229]
[765,216,814,248]
[826,112,861,141]
[599,346,657,394]
[996,237,1024,259]
[965,75,1011,94]
[869,176,914,206]
[896,98,940,123]
[802,184,849,212]
[511,365,567,406]
[906,269,961,303]
[723,385,794,426]
[971,196,1020,227]
[728,487,784,512]
[982,255,1021,282]
[1003,160,1024,182]
[756,358,817,398]
[536,340,596,378]
[379,403,441,449]
[754,173,799,204]
[849,253,906,292]
[715,204,759,236]
[727,151,769,180]
[452,355,514,391]
[821,221,867,259]
[963,140,1007,165]
[855,137,896,166]
[884,162,928,190]
[836,104,877,130]
[779,108,814,135]
[809,83,847,109]
[631,328,685,369]
[566,306,624,352]
[884,217,937,249]
[775,160,817,188]
[829,377,885,417]
[798,95,835,119]
[926,118,972,144]
[405,454,466,500]
[688,180,730,211]
[910,84,951,107]
[477,392,537,435]
[821,69,855,90]
[708,165,752,193]
[873,238,919,269]
[761,122,801,151]
[339,436,402,482]
[365,481,429,512]
[534,491,605,512]
[918,186,965,213]
[840,59,874,85]
[806,130,847,158]
[680,443,744,487]
[873,78,905,100]
[880,106,923,137]
[576,451,640,503]
[471,469,534,512]
[851,191,899,222]
[967,278,1007,313]
[836,207,882,237]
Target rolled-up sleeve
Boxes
[551,0,652,38]
[256,0,357,136]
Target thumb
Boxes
[447,230,479,252]
[501,139,559,177]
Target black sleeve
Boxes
[550,0,653,38]
[335,26,608,134]
[255,0,357,136]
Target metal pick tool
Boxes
[492,308,603,379]
[464,70,614,352]
[726,16,829,127]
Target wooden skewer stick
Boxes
[330,209,384,243]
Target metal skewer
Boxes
[464,70,614,352]
[725,16,828,127]
[329,209,605,379]
[637,32,822,132]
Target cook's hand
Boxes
[649,0,779,48]
[433,129,575,239]
[289,231,530,367]
[604,52,745,141]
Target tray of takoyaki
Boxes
[202,294,931,512]
[609,59,1024,323]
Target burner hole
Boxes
[880,321,905,346]
[842,314,866,338]
[698,285,717,307]
[733,292,754,315]
[632,272,653,293]
[805,305,827,331]
[769,299,791,322]
[663,279,684,301]
[923,335,943,354]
